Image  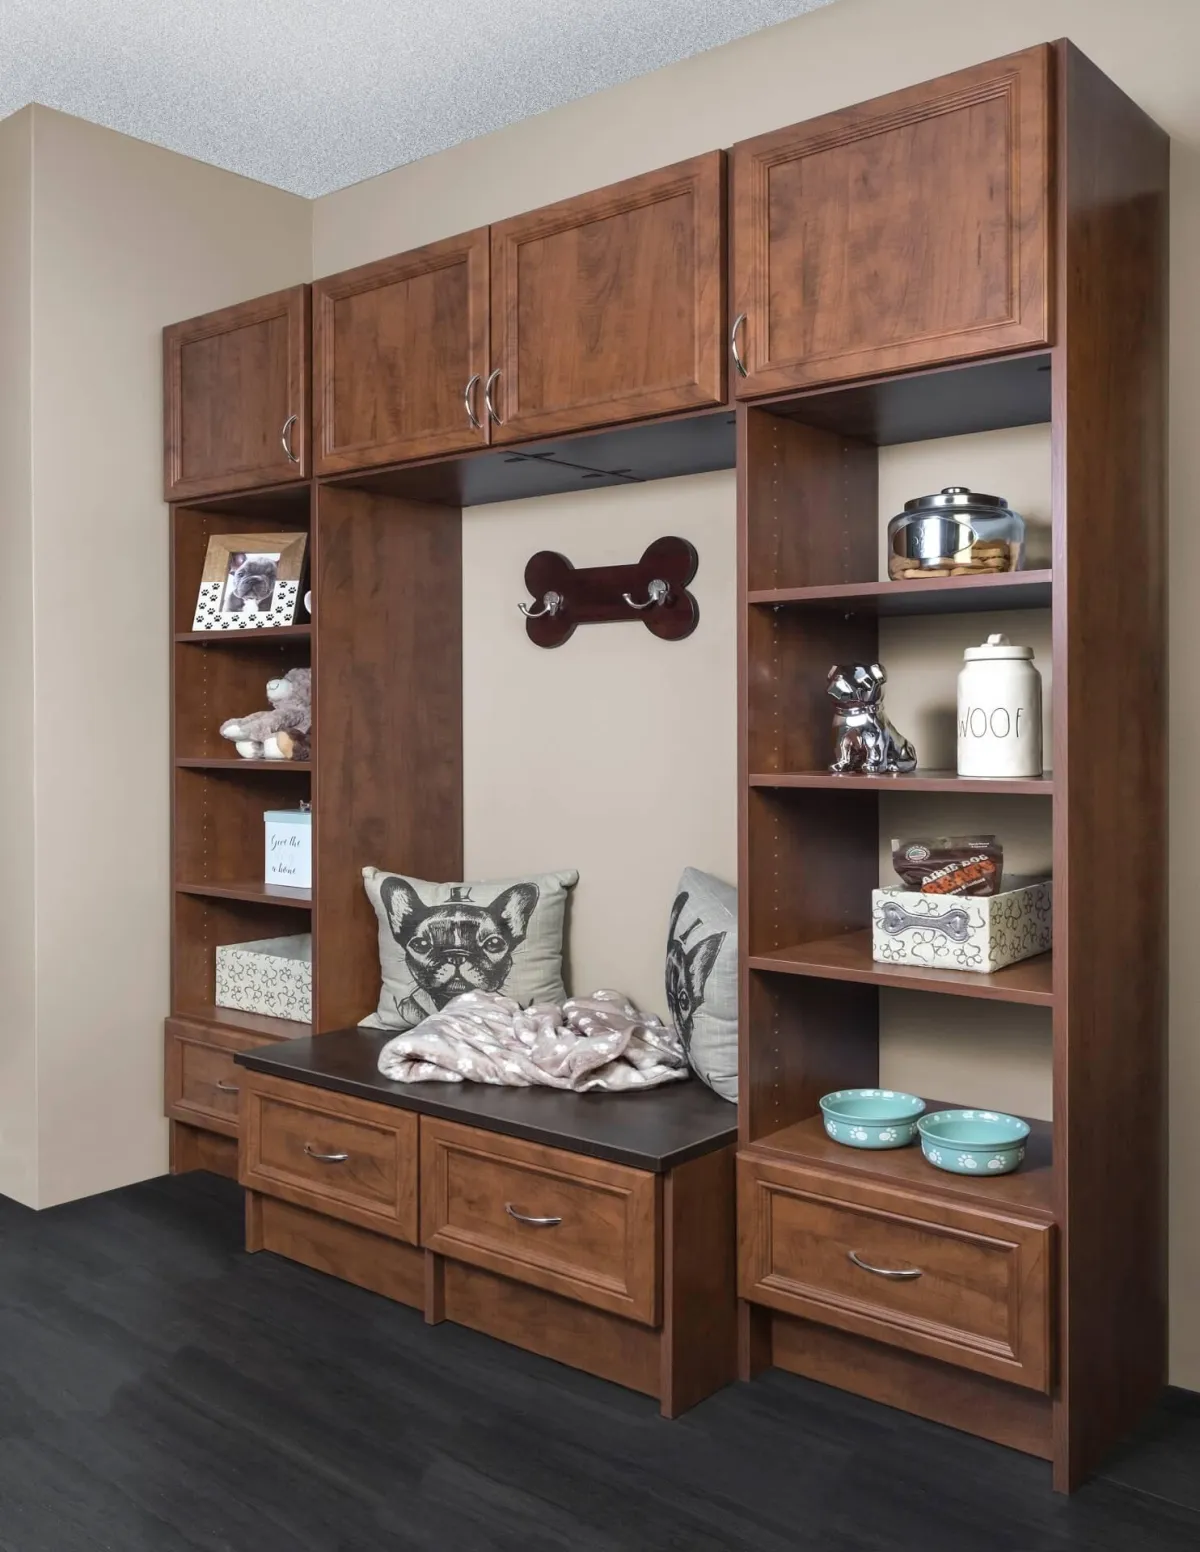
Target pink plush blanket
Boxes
[376,989,687,1092]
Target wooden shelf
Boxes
[175,880,312,909]
[175,757,312,772]
[747,570,1053,616]
[746,1107,1054,1221]
[174,1002,310,1044]
[749,769,1053,796]
[749,929,1053,1007]
[174,625,311,645]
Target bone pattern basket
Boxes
[871,881,1052,974]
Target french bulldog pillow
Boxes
[665,867,738,1102]
[361,866,578,1031]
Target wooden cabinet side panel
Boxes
[732,46,1051,395]
[490,152,726,439]
[1052,39,1170,1491]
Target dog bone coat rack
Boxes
[519,536,699,648]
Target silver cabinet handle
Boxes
[505,1203,562,1228]
[304,1143,349,1164]
[731,313,748,378]
[848,1250,922,1280]
[622,578,670,611]
[484,368,505,425]
[464,373,483,431]
[518,589,563,619]
[281,413,299,462]
[214,1080,239,1093]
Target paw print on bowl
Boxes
[825,1121,839,1138]
[849,1127,870,1142]
[926,1147,943,1166]
[957,1154,979,1170]
[877,1128,897,1143]
[986,1156,1007,1170]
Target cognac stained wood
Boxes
[1050,39,1170,1491]
[747,571,1054,614]
[731,47,1051,395]
[164,1016,280,1138]
[749,770,1054,795]
[421,1118,661,1325]
[175,757,313,772]
[246,1194,426,1310]
[770,1315,1053,1460]
[489,153,726,441]
[240,1068,419,1243]
[175,880,312,909]
[164,285,310,499]
[174,625,311,646]
[311,487,463,1031]
[747,1109,1054,1222]
[174,1002,310,1044]
[750,930,1054,1007]
[738,1153,1054,1390]
[313,229,490,472]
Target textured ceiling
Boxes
[0,0,840,197]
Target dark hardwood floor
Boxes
[0,1172,1196,1552]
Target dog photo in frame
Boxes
[192,532,308,631]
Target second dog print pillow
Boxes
[361,866,578,1030]
[665,867,738,1102]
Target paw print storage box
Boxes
[871,878,1052,974]
[216,934,312,1022]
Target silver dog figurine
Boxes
[827,663,917,775]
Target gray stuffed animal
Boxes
[220,666,311,760]
[827,663,917,775]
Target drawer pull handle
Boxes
[848,1250,922,1281]
[214,1080,239,1093]
[304,1143,349,1164]
[505,1204,562,1228]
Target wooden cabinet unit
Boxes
[161,38,1167,1490]
[235,1035,738,1417]
[730,47,1051,395]
[313,229,490,472]
[164,285,310,499]
[488,153,727,440]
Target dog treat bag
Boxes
[891,836,1003,897]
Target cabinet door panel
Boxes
[732,46,1051,394]
[490,152,726,440]
[164,285,310,499]
[314,229,489,472]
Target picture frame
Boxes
[191,532,308,631]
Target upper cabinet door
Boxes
[313,229,490,474]
[731,46,1051,396]
[488,152,726,441]
[164,285,310,500]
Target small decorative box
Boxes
[265,808,311,889]
[216,934,312,1023]
[871,879,1052,974]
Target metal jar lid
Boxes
[902,485,1012,515]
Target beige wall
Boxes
[0,109,37,1207]
[312,0,1199,1387]
[2,107,311,1208]
[462,473,737,1013]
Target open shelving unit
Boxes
[735,47,1168,1492]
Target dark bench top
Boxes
[236,1028,737,1173]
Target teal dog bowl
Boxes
[819,1089,925,1149]
[918,1109,1030,1175]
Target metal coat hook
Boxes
[518,589,563,619]
[622,578,670,611]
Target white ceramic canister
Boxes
[957,634,1043,778]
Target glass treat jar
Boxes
[887,486,1026,580]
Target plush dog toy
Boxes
[219,666,311,760]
